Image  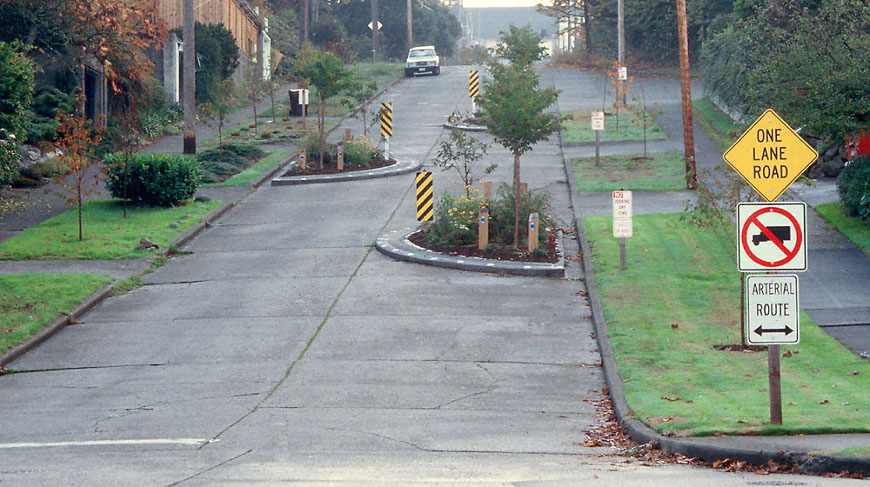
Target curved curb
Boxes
[443,122,487,133]
[0,283,114,367]
[271,157,423,186]
[375,227,565,278]
[556,122,870,476]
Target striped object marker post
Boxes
[416,171,434,230]
[380,102,393,160]
[469,70,480,114]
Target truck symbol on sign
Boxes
[752,226,790,246]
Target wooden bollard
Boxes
[345,128,352,141]
[482,180,492,199]
[478,208,489,250]
[337,143,344,171]
[298,151,307,171]
[528,212,539,252]
[521,182,528,195]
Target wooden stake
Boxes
[528,212,539,252]
[478,208,489,250]
[768,345,783,424]
[521,182,528,195]
[345,128,352,141]
[299,151,307,171]
[337,143,344,171]
[482,180,492,199]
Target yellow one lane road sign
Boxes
[723,109,818,202]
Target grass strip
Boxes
[825,446,870,457]
[585,212,870,436]
[814,202,870,255]
[1,273,112,353]
[692,97,743,150]
[205,150,291,187]
[0,199,222,260]
[563,108,666,144]
[571,152,685,191]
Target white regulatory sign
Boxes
[618,66,628,80]
[737,202,807,272]
[612,190,632,238]
[745,274,800,345]
[591,111,605,131]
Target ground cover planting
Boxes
[0,199,221,260]
[692,98,742,148]
[814,203,870,255]
[206,150,291,187]
[0,273,112,353]
[584,212,870,436]
[563,107,666,144]
[570,152,685,191]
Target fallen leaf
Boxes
[846,370,859,376]
[660,395,681,402]
[685,400,694,404]
[811,368,820,373]
[842,402,851,406]
[788,402,797,406]
[819,399,829,405]
[671,323,679,329]
[782,350,792,357]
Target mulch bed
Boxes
[713,344,767,353]
[408,230,559,264]
[281,153,395,177]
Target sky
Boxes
[462,0,547,9]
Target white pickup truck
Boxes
[405,45,440,77]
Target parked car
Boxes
[405,46,440,77]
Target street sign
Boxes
[723,109,818,202]
[469,70,480,98]
[618,66,627,80]
[745,274,800,345]
[379,102,393,138]
[612,190,632,238]
[368,21,383,30]
[415,171,434,222]
[591,111,605,131]
[737,202,807,272]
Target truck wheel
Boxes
[433,67,440,76]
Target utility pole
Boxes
[301,0,309,42]
[182,0,196,154]
[676,0,697,189]
[407,0,413,51]
[372,0,380,61]
[617,0,625,104]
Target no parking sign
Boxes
[737,202,807,272]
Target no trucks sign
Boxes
[723,109,818,202]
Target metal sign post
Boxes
[469,70,480,114]
[380,102,393,160]
[415,171,434,230]
[592,111,605,167]
[612,190,632,270]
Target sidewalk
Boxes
[549,66,870,474]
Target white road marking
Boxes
[0,438,211,449]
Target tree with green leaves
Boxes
[340,79,379,138]
[478,62,561,248]
[492,25,549,70]
[292,45,353,169]
[174,22,238,105]
[434,112,495,197]
[0,41,34,188]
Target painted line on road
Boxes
[0,438,211,449]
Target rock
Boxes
[179,214,188,220]
[194,195,211,203]
[135,238,159,251]
[169,222,179,229]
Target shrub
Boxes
[837,155,870,221]
[105,153,200,207]
[343,136,380,168]
[428,187,487,246]
[21,156,68,180]
[488,183,553,246]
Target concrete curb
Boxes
[375,227,565,278]
[557,122,870,476]
[443,122,487,133]
[271,157,423,186]
[0,283,114,367]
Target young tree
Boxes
[293,47,353,169]
[201,80,234,152]
[478,63,561,248]
[55,113,102,241]
[491,25,548,70]
[243,64,265,136]
[340,79,379,138]
[434,112,495,197]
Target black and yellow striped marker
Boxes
[415,171,434,222]
[468,70,479,98]
[380,102,393,138]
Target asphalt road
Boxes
[0,66,862,486]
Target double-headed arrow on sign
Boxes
[753,325,795,336]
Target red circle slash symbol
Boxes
[741,207,802,268]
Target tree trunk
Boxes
[77,176,83,241]
[513,151,521,249]
[583,2,591,52]
[319,98,325,169]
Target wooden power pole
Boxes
[372,0,380,61]
[676,0,697,189]
[407,0,413,51]
[182,0,196,154]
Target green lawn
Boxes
[585,212,870,436]
[815,202,870,255]
[692,97,743,150]
[0,199,222,260]
[1,273,112,353]
[563,108,667,144]
[206,150,291,187]
[825,446,870,457]
[571,152,686,191]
